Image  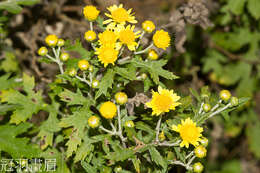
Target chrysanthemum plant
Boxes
[1,4,249,173]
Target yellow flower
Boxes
[95,45,119,67]
[98,30,118,46]
[38,46,48,56]
[99,101,117,119]
[194,145,207,158]
[83,5,100,21]
[115,25,141,51]
[153,30,171,50]
[84,30,96,42]
[78,59,90,71]
[115,92,128,105]
[172,118,203,148]
[147,49,159,60]
[146,86,181,116]
[103,4,137,29]
[45,34,58,47]
[88,116,100,128]
[142,20,155,33]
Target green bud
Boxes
[203,103,211,112]
[230,96,239,107]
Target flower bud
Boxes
[194,145,207,158]
[68,68,77,77]
[88,116,100,128]
[45,34,58,47]
[230,97,239,107]
[203,103,211,113]
[38,46,48,56]
[60,52,69,61]
[115,92,128,105]
[200,137,208,147]
[125,120,135,128]
[220,90,231,102]
[193,162,204,173]
[78,59,89,71]
[57,39,65,47]
[147,49,159,60]
[92,79,99,88]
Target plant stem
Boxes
[99,126,115,135]
[75,75,91,86]
[134,43,153,55]
[157,140,180,147]
[208,103,231,119]
[211,100,222,112]
[136,31,145,49]
[90,21,93,31]
[52,47,64,74]
[117,105,126,148]
[155,116,162,143]
[198,102,204,114]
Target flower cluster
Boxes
[83,4,171,68]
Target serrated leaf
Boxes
[81,161,97,173]
[95,68,115,99]
[0,74,22,90]
[0,1,22,14]
[74,142,94,163]
[131,58,178,84]
[115,66,136,80]
[0,123,40,158]
[40,148,70,173]
[0,73,44,124]
[59,89,90,106]
[65,39,91,59]
[105,148,135,162]
[226,0,246,15]
[149,147,167,169]
[247,0,260,19]
[0,51,19,72]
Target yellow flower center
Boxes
[97,46,118,67]
[153,94,173,112]
[180,124,199,142]
[99,30,117,45]
[119,29,135,44]
[111,8,129,23]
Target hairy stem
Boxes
[155,116,162,143]
[134,43,153,55]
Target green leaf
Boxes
[95,68,115,99]
[226,0,246,15]
[0,123,40,158]
[0,51,19,72]
[0,74,22,90]
[65,39,91,59]
[74,142,94,163]
[247,0,260,19]
[246,122,260,159]
[59,89,90,106]
[105,148,135,162]
[115,66,136,80]
[149,147,167,169]
[0,1,22,14]
[81,160,97,173]
[0,73,44,124]
[41,148,70,173]
[16,0,39,6]
[131,58,178,84]
[59,107,92,158]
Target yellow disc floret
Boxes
[142,20,155,33]
[172,118,203,148]
[83,5,100,21]
[88,116,100,128]
[78,59,90,71]
[147,49,159,60]
[99,101,117,119]
[84,30,96,42]
[146,86,181,116]
[194,145,207,158]
[104,4,137,29]
[38,46,48,56]
[153,30,171,50]
[95,45,119,67]
[115,92,128,105]
[98,30,118,46]
[45,34,58,47]
[115,25,141,51]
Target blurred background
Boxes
[0,0,259,172]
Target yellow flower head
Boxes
[45,34,58,47]
[142,20,155,33]
[172,118,203,148]
[98,30,118,46]
[153,30,171,50]
[84,30,96,42]
[99,101,117,119]
[83,5,100,21]
[95,45,119,67]
[104,4,137,29]
[147,49,159,60]
[115,25,141,51]
[194,145,207,158]
[146,86,181,116]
